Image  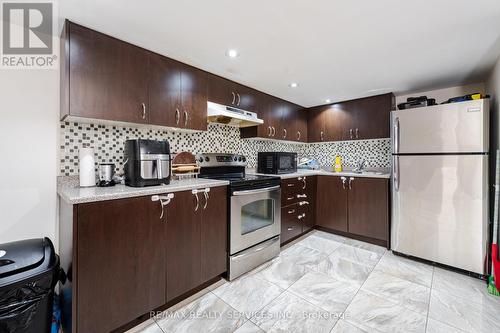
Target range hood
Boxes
[207,101,263,127]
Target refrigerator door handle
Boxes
[394,155,400,191]
[394,117,400,153]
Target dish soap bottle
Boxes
[334,155,343,172]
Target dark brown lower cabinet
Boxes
[316,176,348,232]
[76,197,166,333]
[69,186,228,333]
[316,176,389,247]
[347,178,389,241]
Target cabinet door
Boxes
[316,176,348,232]
[325,105,348,142]
[208,74,234,106]
[120,42,149,124]
[180,65,208,131]
[76,197,165,333]
[348,178,389,241]
[235,84,259,113]
[68,22,121,121]
[148,52,181,127]
[301,176,317,232]
[166,190,202,302]
[201,186,228,281]
[280,102,297,141]
[295,109,308,142]
[307,106,327,142]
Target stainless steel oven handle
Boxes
[232,185,280,196]
[394,117,400,153]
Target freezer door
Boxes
[391,99,489,154]
[391,154,488,274]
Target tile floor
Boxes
[134,231,500,333]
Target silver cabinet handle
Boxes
[297,131,301,141]
[348,177,354,190]
[151,193,174,220]
[287,196,294,200]
[176,108,181,125]
[349,128,353,139]
[288,209,296,214]
[236,93,241,106]
[141,103,146,120]
[394,156,400,191]
[299,201,309,206]
[355,128,359,139]
[268,126,272,136]
[298,213,306,220]
[184,110,188,127]
[287,227,294,231]
[203,190,209,210]
[297,194,307,198]
[320,131,324,141]
[287,183,295,187]
[231,92,236,105]
[192,190,199,211]
[233,185,280,196]
[394,117,400,153]
[272,127,276,136]
[283,128,287,139]
[301,177,306,190]
[341,176,347,189]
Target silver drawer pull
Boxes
[288,209,296,214]
[296,194,307,198]
[287,227,293,231]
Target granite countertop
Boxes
[246,168,391,179]
[58,176,230,204]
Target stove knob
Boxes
[233,156,237,162]
[242,156,246,162]
[205,156,210,162]
[198,156,204,163]
[238,156,242,162]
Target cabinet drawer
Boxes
[281,205,302,243]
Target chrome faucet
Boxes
[353,159,366,173]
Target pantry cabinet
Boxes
[316,176,389,247]
[65,186,228,333]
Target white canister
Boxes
[79,147,96,187]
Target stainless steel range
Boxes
[197,153,281,280]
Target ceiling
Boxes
[59,0,500,107]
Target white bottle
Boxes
[79,147,96,187]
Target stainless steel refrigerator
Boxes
[391,99,489,274]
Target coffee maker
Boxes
[124,139,171,187]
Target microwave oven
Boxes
[257,152,297,174]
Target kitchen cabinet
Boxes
[280,176,317,244]
[166,186,227,301]
[316,176,348,232]
[208,74,259,112]
[295,109,308,143]
[65,186,227,333]
[62,21,149,124]
[316,176,389,247]
[61,20,208,131]
[75,196,165,333]
[347,177,389,241]
[307,93,394,142]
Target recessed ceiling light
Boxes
[226,49,239,58]
[289,82,298,88]
[325,99,331,103]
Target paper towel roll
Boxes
[79,147,96,187]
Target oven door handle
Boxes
[232,185,280,196]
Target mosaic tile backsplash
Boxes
[59,121,390,176]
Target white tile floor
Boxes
[134,231,500,333]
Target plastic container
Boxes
[0,238,60,333]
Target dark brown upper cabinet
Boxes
[61,20,208,131]
[307,93,394,142]
[208,74,258,113]
[61,21,149,124]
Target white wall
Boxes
[0,69,59,245]
[395,82,486,105]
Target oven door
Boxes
[230,185,281,255]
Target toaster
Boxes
[124,139,171,187]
